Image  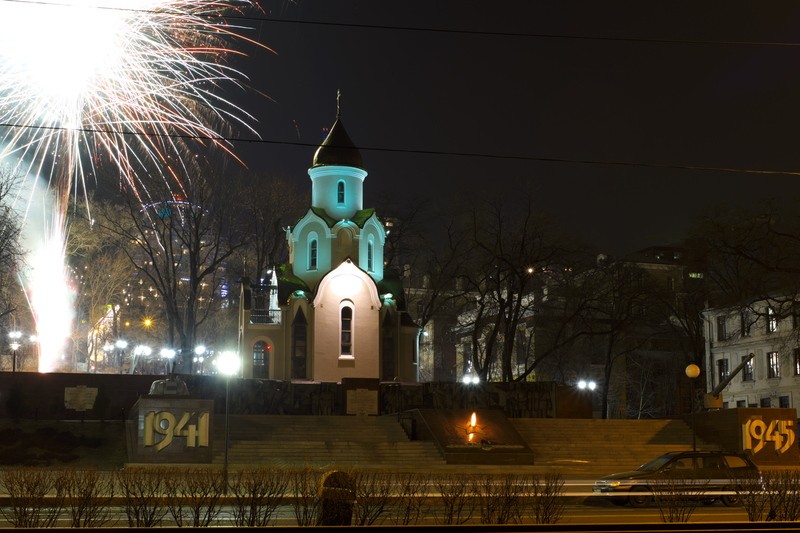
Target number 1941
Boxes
[143,411,210,451]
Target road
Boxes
[561,477,749,523]
[566,497,748,524]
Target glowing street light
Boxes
[102,342,115,373]
[8,330,21,372]
[578,380,597,391]
[161,348,176,375]
[134,345,151,357]
[114,339,128,372]
[685,363,701,452]
[194,345,206,375]
[217,349,240,493]
[133,345,151,374]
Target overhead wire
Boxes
[2,0,800,177]
[5,0,800,47]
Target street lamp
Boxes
[133,345,152,374]
[461,374,480,385]
[8,330,21,372]
[115,339,128,373]
[685,363,701,452]
[216,350,240,492]
[160,348,176,375]
[194,345,206,375]
[102,343,114,373]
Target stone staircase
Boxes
[211,414,447,469]
[209,415,704,473]
[511,418,714,471]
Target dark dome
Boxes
[312,117,364,169]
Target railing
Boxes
[250,310,281,324]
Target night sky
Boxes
[229,1,800,256]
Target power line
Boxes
[237,16,800,48]
[4,0,800,47]
[3,1,799,177]
[2,120,799,177]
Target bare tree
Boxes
[690,201,800,334]
[452,191,580,382]
[66,199,137,370]
[571,256,664,418]
[231,172,305,282]
[93,173,248,373]
[390,206,473,381]
[0,170,25,326]
[626,354,663,419]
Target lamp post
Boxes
[115,339,128,373]
[102,343,114,373]
[8,331,21,372]
[194,345,206,375]
[685,363,701,452]
[461,373,479,410]
[217,350,240,493]
[577,379,597,418]
[160,348,176,375]
[133,345,151,374]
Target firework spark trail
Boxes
[0,0,264,371]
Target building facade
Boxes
[237,109,419,382]
[702,299,800,415]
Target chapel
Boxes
[237,102,419,382]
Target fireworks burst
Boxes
[0,0,263,371]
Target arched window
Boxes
[367,236,374,272]
[337,180,345,204]
[308,238,318,270]
[340,304,353,356]
[253,341,269,379]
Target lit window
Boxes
[742,355,754,382]
[252,341,268,379]
[767,307,778,333]
[309,239,318,270]
[717,359,729,383]
[340,305,353,355]
[337,181,345,204]
[794,348,800,376]
[767,351,780,379]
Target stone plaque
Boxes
[346,388,378,416]
[127,397,214,463]
[64,386,98,411]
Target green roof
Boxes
[309,206,377,228]
[276,263,309,303]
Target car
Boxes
[592,450,760,508]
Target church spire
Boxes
[312,91,364,169]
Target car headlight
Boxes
[595,480,621,488]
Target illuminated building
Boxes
[238,104,419,382]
